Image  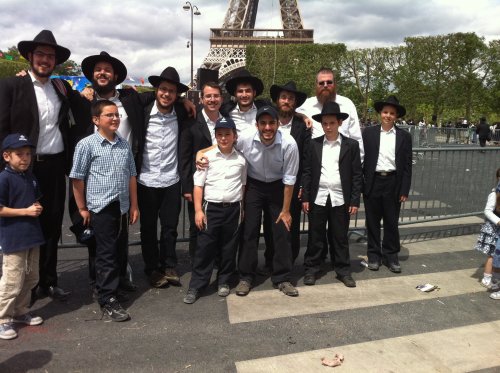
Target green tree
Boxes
[53,59,82,76]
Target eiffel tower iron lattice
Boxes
[200,0,314,84]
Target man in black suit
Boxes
[476,117,491,148]
[362,96,412,273]
[180,82,223,261]
[136,67,190,288]
[0,30,72,300]
[262,82,311,270]
[301,102,362,287]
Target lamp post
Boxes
[183,1,201,88]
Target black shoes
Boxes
[367,261,380,271]
[183,289,199,304]
[337,275,356,288]
[387,262,402,273]
[100,297,130,322]
[37,286,71,300]
[303,274,316,286]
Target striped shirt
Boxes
[70,132,137,214]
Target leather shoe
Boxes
[303,274,316,286]
[235,280,251,296]
[337,275,356,288]
[164,269,181,286]
[119,278,138,292]
[387,262,402,273]
[367,261,380,271]
[38,286,71,300]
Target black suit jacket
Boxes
[287,115,311,192]
[362,125,412,198]
[302,134,362,207]
[0,75,71,169]
[135,98,189,179]
[180,109,215,194]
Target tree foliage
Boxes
[246,32,499,123]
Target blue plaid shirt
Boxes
[70,132,137,214]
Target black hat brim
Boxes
[226,76,264,97]
[270,84,307,108]
[148,76,189,93]
[374,101,406,118]
[81,54,127,85]
[18,41,70,65]
[312,112,349,122]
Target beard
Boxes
[317,88,336,105]
[278,103,295,119]
[30,62,53,78]
[93,77,117,96]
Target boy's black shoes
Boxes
[101,297,130,322]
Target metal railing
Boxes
[58,147,500,248]
[403,126,500,148]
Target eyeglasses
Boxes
[33,51,56,60]
[317,80,334,87]
[203,94,221,99]
[100,113,122,119]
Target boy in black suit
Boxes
[302,102,362,287]
[362,96,412,273]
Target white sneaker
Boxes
[13,313,44,326]
[490,291,500,300]
[0,323,17,340]
[481,277,492,288]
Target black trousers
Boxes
[138,181,181,275]
[187,201,198,260]
[479,137,487,147]
[68,183,130,287]
[189,202,241,290]
[263,194,301,266]
[91,201,128,305]
[32,153,66,289]
[239,178,293,284]
[304,199,351,276]
[364,174,401,263]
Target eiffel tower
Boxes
[201,0,313,82]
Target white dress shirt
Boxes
[193,146,247,203]
[296,93,364,161]
[201,109,221,145]
[375,126,396,172]
[138,104,179,188]
[230,103,257,135]
[30,71,63,154]
[314,136,344,207]
[279,117,293,137]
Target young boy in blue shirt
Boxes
[0,134,45,340]
[70,100,139,322]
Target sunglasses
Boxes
[318,80,334,87]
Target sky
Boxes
[1,0,499,85]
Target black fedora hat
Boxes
[374,95,406,118]
[225,69,264,97]
[81,51,127,85]
[312,101,349,122]
[270,81,307,108]
[148,67,189,93]
[18,29,70,65]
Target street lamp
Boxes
[183,1,201,88]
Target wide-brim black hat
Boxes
[374,95,406,118]
[312,101,349,122]
[81,51,127,85]
[225,69,264,97]
[148,67,189,93]
[270,81,307,108]
[18,29,70,65]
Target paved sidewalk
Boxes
[1,217,499,372]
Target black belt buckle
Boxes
[36,154,44,162]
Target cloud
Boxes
[1,0,499,83]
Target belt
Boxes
[375,171,395,176]
[35,152,64,162]
[208,201,240,208]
